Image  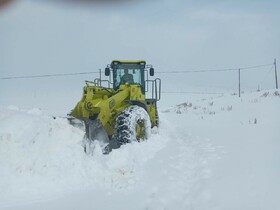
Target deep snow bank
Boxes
[0,107,85,203]
[0,105,219,210]
[0,106,170,207]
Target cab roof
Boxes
[111,60,146,64]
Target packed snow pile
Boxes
[0,106,163,193]
[0,105,218,209]
[0,90,279,210]
[0,107,85,201]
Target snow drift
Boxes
[0,103,218,210]
[0,107,85,202]
[1,90,279,210]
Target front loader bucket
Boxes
[84,120,110,153]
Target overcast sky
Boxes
[0,0,279,112]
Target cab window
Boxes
[112,63,144,89]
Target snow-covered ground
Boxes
[0,90,279,210]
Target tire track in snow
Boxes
[132,113,221,210]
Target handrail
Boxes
[145,78,161,101]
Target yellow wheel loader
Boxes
[70,60,161,153]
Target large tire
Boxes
[114,105,151,146]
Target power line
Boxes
[0,62,274,80]
[157,63,273,74]
[240,63,273,70]
[0,71,99,80]
[259,65,275,86]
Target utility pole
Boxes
[238,68,241,97]
[274,59,278,89]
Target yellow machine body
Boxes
[70,60,160,141]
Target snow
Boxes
[0,90,280,210]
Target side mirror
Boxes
[149,68,154,76]
[105,67,110,76]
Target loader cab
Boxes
[109,61,146,93]
[105,60,161,101]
